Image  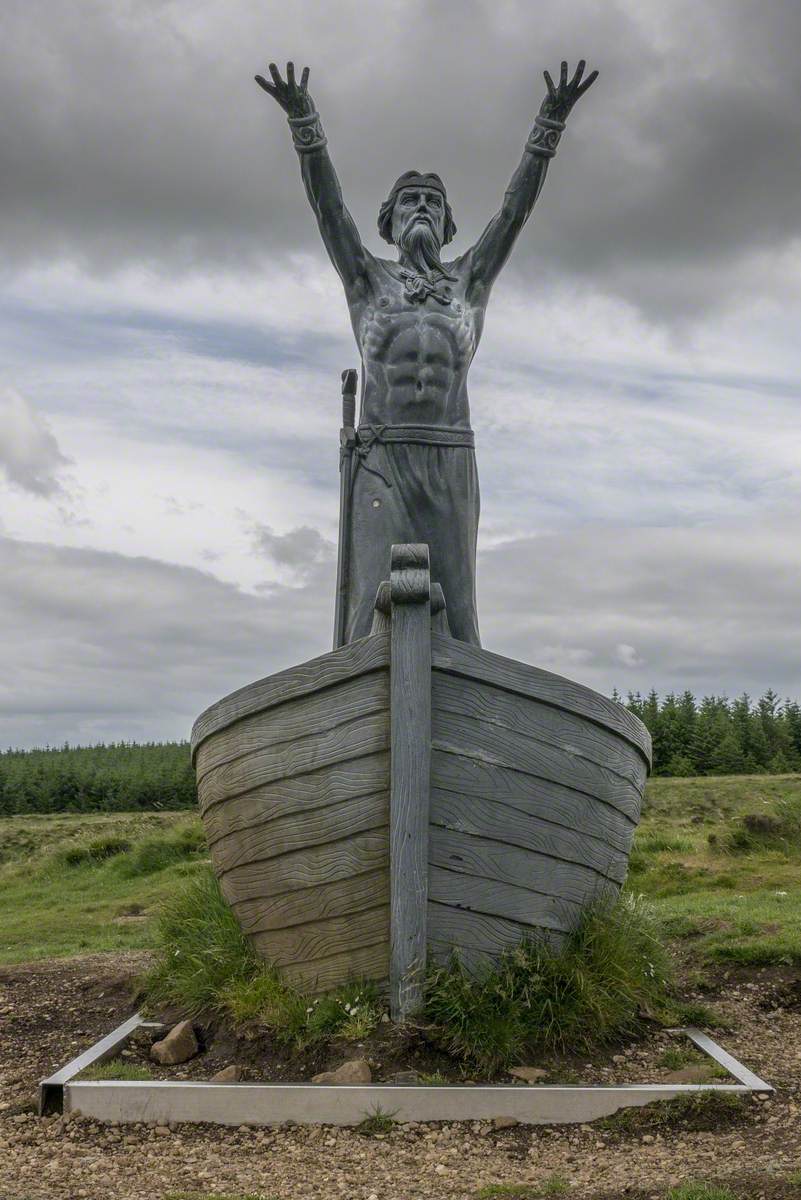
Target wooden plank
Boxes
[195,671,389,782]
[428,866,582,934]
[432,709,644,816]
[252,904,390,968]
[428,901,539,961]
[432,672,643,788]
[431,749,637,840]
[202,753,390,847]
[278,941,390,994]
[191,633,390,758]
[427,933,565,977]
[211,791,389,876]
[430,790,629,883]
[198,711,389,813]
[389,544,432,1022]
[232,868,389,934]
[429,826,621,907]
[219,829,389,905]
[431,635,651,766]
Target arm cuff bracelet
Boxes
[288,111,328,153]
[525,113,566,158]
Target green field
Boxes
[1,774,800,971]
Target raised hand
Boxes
[255,61,315,118]
[540,60,598,122]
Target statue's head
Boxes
[377,171,457,255]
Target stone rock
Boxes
[492,1115,519,1129]
[150,1020,198,1065]
[508,1066,548,1083]
[311,1058,372,1085]
[210,1064,243,1083]
[388,1070,420,1084]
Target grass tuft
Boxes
[144,867,382,1047]
[722,793,801,855]
[112,823,207,878]
[665,1184,736,1200]
[144,869,260,1017]
[357,1105,398,1137]
[164,1194,273,1200]
[78,1057,153,1081]
[59,835,132,866]
[474,1177,568,1199]
[424,894,672,1073]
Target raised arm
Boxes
[467,61,597,299]
[256,63,368,296]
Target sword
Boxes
[333,368,358,649]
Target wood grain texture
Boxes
[252,904,390,968]
[430,789,629,883]
[278,941,390,994]
[211,791,389,876]
[428,901,543,960]
[429,826,620,907]
[431,749,636,843]
[427,934,564,977]
[428,866,582,934]
[195,670,389,782]
[432,709,643,817]
[191,633,390,759]
[431,634,651,767]
[198,711,390,812]
[202,753,390,847]
[218,829,389,905]
[389,543,432,1021]
[232,868,389,934]
[433,672,644,789]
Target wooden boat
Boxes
[191,544,651,1020]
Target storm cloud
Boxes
[2,0,801,319]
[1,1,800,747]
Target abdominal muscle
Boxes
[355,276,480,428]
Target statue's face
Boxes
[391,186,446,249]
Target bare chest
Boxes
[356,270,481,370]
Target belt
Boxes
[353,424,475,489]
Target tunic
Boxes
[344,423,480,645]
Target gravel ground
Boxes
[1,954,800,1200]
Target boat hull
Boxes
[192,599,650,999]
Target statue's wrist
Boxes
[288,110,327,153]
[525,111,566,158]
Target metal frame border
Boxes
[39,1015,773,1125]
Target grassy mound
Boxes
[721,791,801,854]
[424,893,672,1072]
[144,869,382,1046]
[0,811,208,962]
[143,872,673,1073]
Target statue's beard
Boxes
[397,218,445,278]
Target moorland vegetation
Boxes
[2,688,799,816]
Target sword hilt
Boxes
[341,369,357,431]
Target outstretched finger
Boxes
[286,60,295,87]
[543,69,556,98]
[571,59,586,89]
[576,68,599,97]
[560,60,568,90]
[255,74,276,95]
[300,65,310,90]
[268,62,283,88]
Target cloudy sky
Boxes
[1,0,800,749]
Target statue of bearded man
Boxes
[256,60,597,646]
